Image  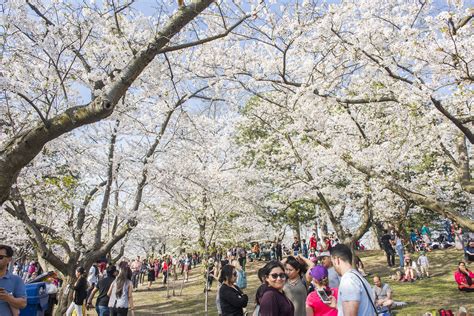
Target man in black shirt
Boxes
[275,242,283,261]
[381,230,395,267]
[292,237,301,256]
[87,265,117,316]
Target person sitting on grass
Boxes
[454,262,474,292]
[372,275,393,310]
[464,240,474,263]
[403,255,416,282]
[354,255,368,277]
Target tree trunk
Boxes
[54,272,76,316]
[369,226,382,250]
[294,220,302,249]
[319,216,329,240]
[198,216,207,252]
[349,240,358,268]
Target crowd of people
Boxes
[212,243,383,316]
[1,220,473,316]
[379,221,474,292]
[69,252,204,316]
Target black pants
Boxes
[163,271,168,284]
[459,287,474,292]
[110,307,128,316]
[384,247,395,266]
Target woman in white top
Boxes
[108,264,135,316]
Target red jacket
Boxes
[454,270,474,288]
[309,236,317,249]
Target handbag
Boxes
[351,272,392,316]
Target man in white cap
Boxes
[319,251,340,288]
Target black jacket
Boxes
[219,283,248,316]
[72,276,88,305]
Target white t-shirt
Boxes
[337,269,375,316]
[87,265,98,286]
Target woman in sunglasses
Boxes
[259,261,295,316]
[218,264,248,316]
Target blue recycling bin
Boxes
[19,282,49,316]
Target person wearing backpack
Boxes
[232,260,247,290]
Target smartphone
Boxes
[317,289,331,303]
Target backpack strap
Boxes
[350,271,378,314]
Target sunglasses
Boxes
[0,255,11,260]
[269,273,287,280]
[233,271,238,277]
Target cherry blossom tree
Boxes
[221,0,473,230]
[0,0,251,205]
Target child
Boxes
[417,251,430,278]
[404,255,417,282]
[309,248,317,263]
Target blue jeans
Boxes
[96,305,110,316]
[396,245,404,268]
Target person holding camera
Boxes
[305,265,338,316]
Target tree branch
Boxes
[0,0,218,206]
[74,181,107,251]
[430,96,474,143]
[16,92,49,128]
[94,120,120,248]
[157,14,251,54]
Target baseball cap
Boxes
[318,251,330,258]
[309,265,328,281]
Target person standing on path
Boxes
[381,230,395,267]
[324,244,376,316]
[454,223,464,250]
[107,265,135,316]
[275,242,283,261]
[302,239,309,259]
[87,265,118,316]
[130,257,141,291]
[394,233,404,269]
[292,237,301,256]
[66,267,88,316]
[0,245,26,316]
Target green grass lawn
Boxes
[89,248,473,315]
[359,248,473,315]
